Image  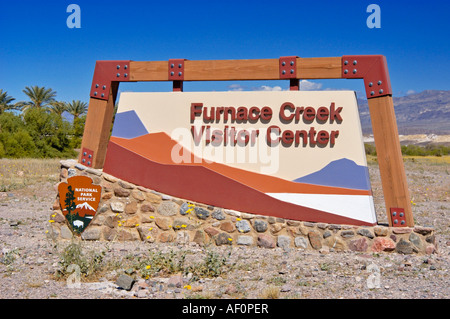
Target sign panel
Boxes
[58,176,102,233]
[103,91,376,225]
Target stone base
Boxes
[50,160,437,255]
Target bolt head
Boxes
[282,70,286,75]
[394,219,398,224]
[178,72,182,76]
[178,64,182,68]
[290,61,294,66]
[344,60,348,65]
[353,69,357,74]
[170,71,174,76]
[124,73,128,78]
[88,154,92,158]
[117,73,120,77]
[370,91,375,96]
[102,85,106,90]
[290,69,294,74]
[82,159,86,163]
[170,64,174,68]
[282,61,286,66]
[378,80,382,85]
[379,89,384,94]
[369,82,373,87]
[392,212,397,216]
[95,84,99,88]
[87,161,91,166]
[124,65,128,69]
[94,92,98,96]
[401,220,405,225]
[344,69,348,74]
[353,60,357,65]
[101,93,105,98]
[399,212,404,217]
[117,65,120,69]
[83,152,87,156]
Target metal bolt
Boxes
[353,60,357,65]
[124,65,128,69]
[369,82,373,87]
[178,72,182,76]
[378,80,382,85]
[83,152,87,156]
[290,69,294,74]
[95,84,99,88]
[117,65,120,69]
[370,91,375,96]
[94,92,98,96]
[344,69,348,74]
[399,212,404,217]
[394,219,398,224]
[353,69,357,74]
[101,93,105,98]
[282,61,286,66]
[124,73,128,78]
[344,60,348,65]
[116,73,120,77]
[401,220,405,225]
[87,161,91,166]
[82,159,86,163]
[170,64,174,68]
[282,70,286,75]
[102,85,106,90]
[178,64,182,68]
[379,89,384,94]
[88,154,92,158]
[170,71,174,76]
[392,212,397,216]
[290,61,294,66]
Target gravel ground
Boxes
[0,159,448,299]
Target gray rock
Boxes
[179,202,190,215]
[157,201,179,216]
[60,159,77,168]
[237,235,253,246]
[294,237,308,249]
[81,227,101,240]
[75,163,87,171]
[110,202,125,213]
[195,207,210,220]
[115,274,135,291]
[212,208,226,220]
[60,225,73,239]
[396,239,414,254]
[409,233,422,249]
[277,235,291,250]
[341,230,355,238]
[215,232,232,246]
[280,284,292,292]
[236,220,251,233]
[323,230,332,239]
[253,220,268,232]
[68,168,77,177]
[357,228,374,239]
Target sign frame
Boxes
[79,55,413,227]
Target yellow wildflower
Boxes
[49,220,54,223]
[236,218,241,221]
[146,265,151,270]
[183,285,192,290]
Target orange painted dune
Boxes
[109,133,371,196]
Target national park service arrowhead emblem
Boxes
[58,176,102,234]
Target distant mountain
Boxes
[357,90,450,135]
[293,158,371,191]
[76,202,96,217]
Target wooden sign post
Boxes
[79,55,413,227]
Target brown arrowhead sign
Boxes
[58,176,102,234]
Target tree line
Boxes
[0,86,87,158]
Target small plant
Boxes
[56,241,105,280]
[0,248,19,265]
[188,248,231,280]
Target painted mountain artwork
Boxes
[58,176,102,234]
[104,91,376,226]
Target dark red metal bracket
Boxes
[169,59,185,92]
[90,60,132,100]
[342,55,392,99]
[80,147,94,167]
[389,207,407,227]
[279,56,299,91]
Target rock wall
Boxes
[50,160,437,255]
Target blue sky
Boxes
[1,0,449,104]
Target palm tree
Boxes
[66,100,88,121]
[18,86,57,111]
[0,89,18,114]
[48,101,67,117]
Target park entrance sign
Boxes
[103,91,376,225]
[79,55,414,227]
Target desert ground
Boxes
[0,155,448,299]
